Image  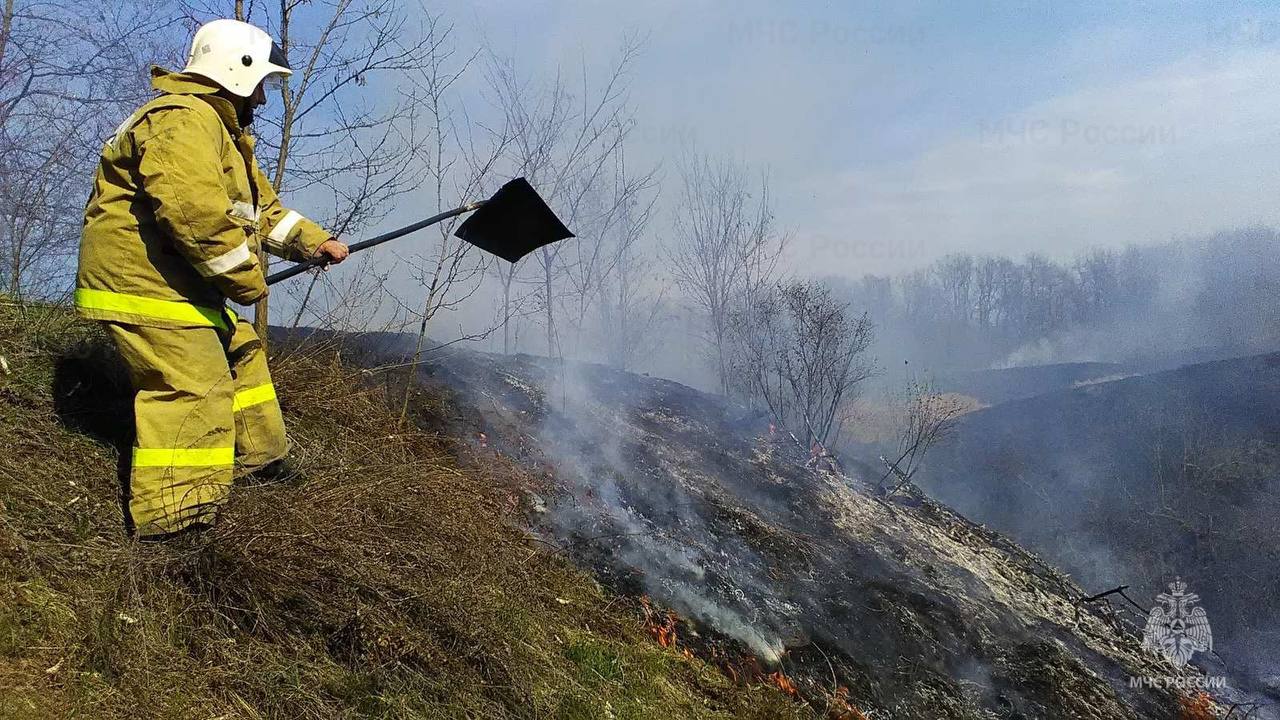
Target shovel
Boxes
[265,177,573,286]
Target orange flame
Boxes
[639,596,679,649]
[655,616,676,647]
[767,670,798,696]
[827,685,868,720]
[1177,692,1215,720]
[637,596,870,717]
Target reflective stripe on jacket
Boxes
[76,66,330,328]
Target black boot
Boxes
[237,458,303,487]
[137,519,214,544]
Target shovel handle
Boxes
[265,201,485,286]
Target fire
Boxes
[637,596,870,719]
[639,596,679,649]
[767,670,798,696]
[654,615,676,647]
[828,685,868,720]
[1177,691,1215,720]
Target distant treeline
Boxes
[829,227,1280,371]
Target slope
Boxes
[0,302,804,720]
[338,335,1221,719]
[917,351,1280,700]
[932,362,1130,406]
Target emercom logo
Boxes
[1129,577,1225,691]
[1142,577,1213,667]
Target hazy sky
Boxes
[431,0,1280,276]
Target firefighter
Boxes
[76,19,349,539]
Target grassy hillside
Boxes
[918,352,1280,692]
[0,302,807,720]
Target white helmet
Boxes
[182,19,291,97]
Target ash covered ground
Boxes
[352,336,1251,718]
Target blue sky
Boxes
[410,1,1280,275]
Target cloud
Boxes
[795,47,1280,274]
[299,2,1280,304]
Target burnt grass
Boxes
[920,351,1280,701]
[384,339,1217,719]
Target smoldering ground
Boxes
[359,332,1217,718]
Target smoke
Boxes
[379,227,1280,712]
[993,314,1190,369]
[825,227,1280,380]
[993,233,1246,370]
[394,327,1269,714]
[915,362,1280,694]
[531,359,792,662]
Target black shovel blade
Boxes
[454,177,574,263]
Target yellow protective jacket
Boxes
[76,67,330,329]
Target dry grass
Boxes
[0,302,809,720]
[843,392,985,446]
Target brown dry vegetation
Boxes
[0,301,809,720]
[844,392,986,446]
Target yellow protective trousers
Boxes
[105,312,286,536]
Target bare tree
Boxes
[935,253,974,324]
[487,38,643,358]
[0,1,173,297]
[878,377,967,497]
[559,143,659,362]
[729,280,875,449]
[490,255,526,354]
[392,13,508,421]
[973,255,1007,331]
[179,0,441,338]
[667,151,784,393]
[1072,248,1119,324]
[596,166,663,370]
